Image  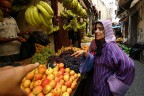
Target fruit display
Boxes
[47,49,83,73]
[25,1,59,34]
[21,64,81,96]
[31,46,54,64]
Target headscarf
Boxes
[98,20,116,43]
[89,20,116,55]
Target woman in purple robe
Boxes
[72,20,135,96]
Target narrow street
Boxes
[125,60,144,96]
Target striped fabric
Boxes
[99,20,116,43]
[80,20,135,96]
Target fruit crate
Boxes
[71,78,83,96]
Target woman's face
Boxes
[93,23,105,40]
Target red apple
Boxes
[41,78,50,87]
[59,67,65,73]
[65,81,72,88]
[34,73,43,80]
[55,77,60,83]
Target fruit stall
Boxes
[21,44,84,96]
[8,0,98,95]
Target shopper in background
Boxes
[0,62,39,96]
[0,0,32,63]
[72,20,135,96]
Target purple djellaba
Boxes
[72,20,135,96]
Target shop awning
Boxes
[117,0,133,16]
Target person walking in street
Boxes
[72,20,135,96]
[0,0,32,63]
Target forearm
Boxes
[0,37,17,43]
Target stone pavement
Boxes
[125,60,144,96]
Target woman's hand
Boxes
[0,63,39,96]
[71,50,88,57]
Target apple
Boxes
[30,82,34,89]
[37,92,44,96]
[22,79,31,88]
[41,78,50,87]
[77,73,81,78]
[34,73,43,80]
[38,66,46,74]
[53,71,60,77]
[52,88,61,96]
[63,74,70,81]
[58,63,64,68]
[53,66,59,71]
[25,87,31,95]
[59,70,64,75]
[65,68,70,73]
[26,72,34,80]
[61,85,67,93]
[45,68,53,75]
[59,67,65,73]
[67,88,72,94]
[69,70,75,76]
[70,76,75,81]
[43,74,47,79]
[28,92,36,96]
[55,82,62,89]
[62,92,70,96]
[49,80,57,88]
[59,75,63,80]
[45,93,53,96]
[74,73,78,79]
[65,81,72,88]
[32,85,43,95]
[33,80,41,87]
[71,82,77,90]
[55,77,60,83]
[47,74,55,81]
[59,79,65,85]
[43,85,53,94]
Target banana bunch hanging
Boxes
[25,1,57,34]
[62,0,87,17]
